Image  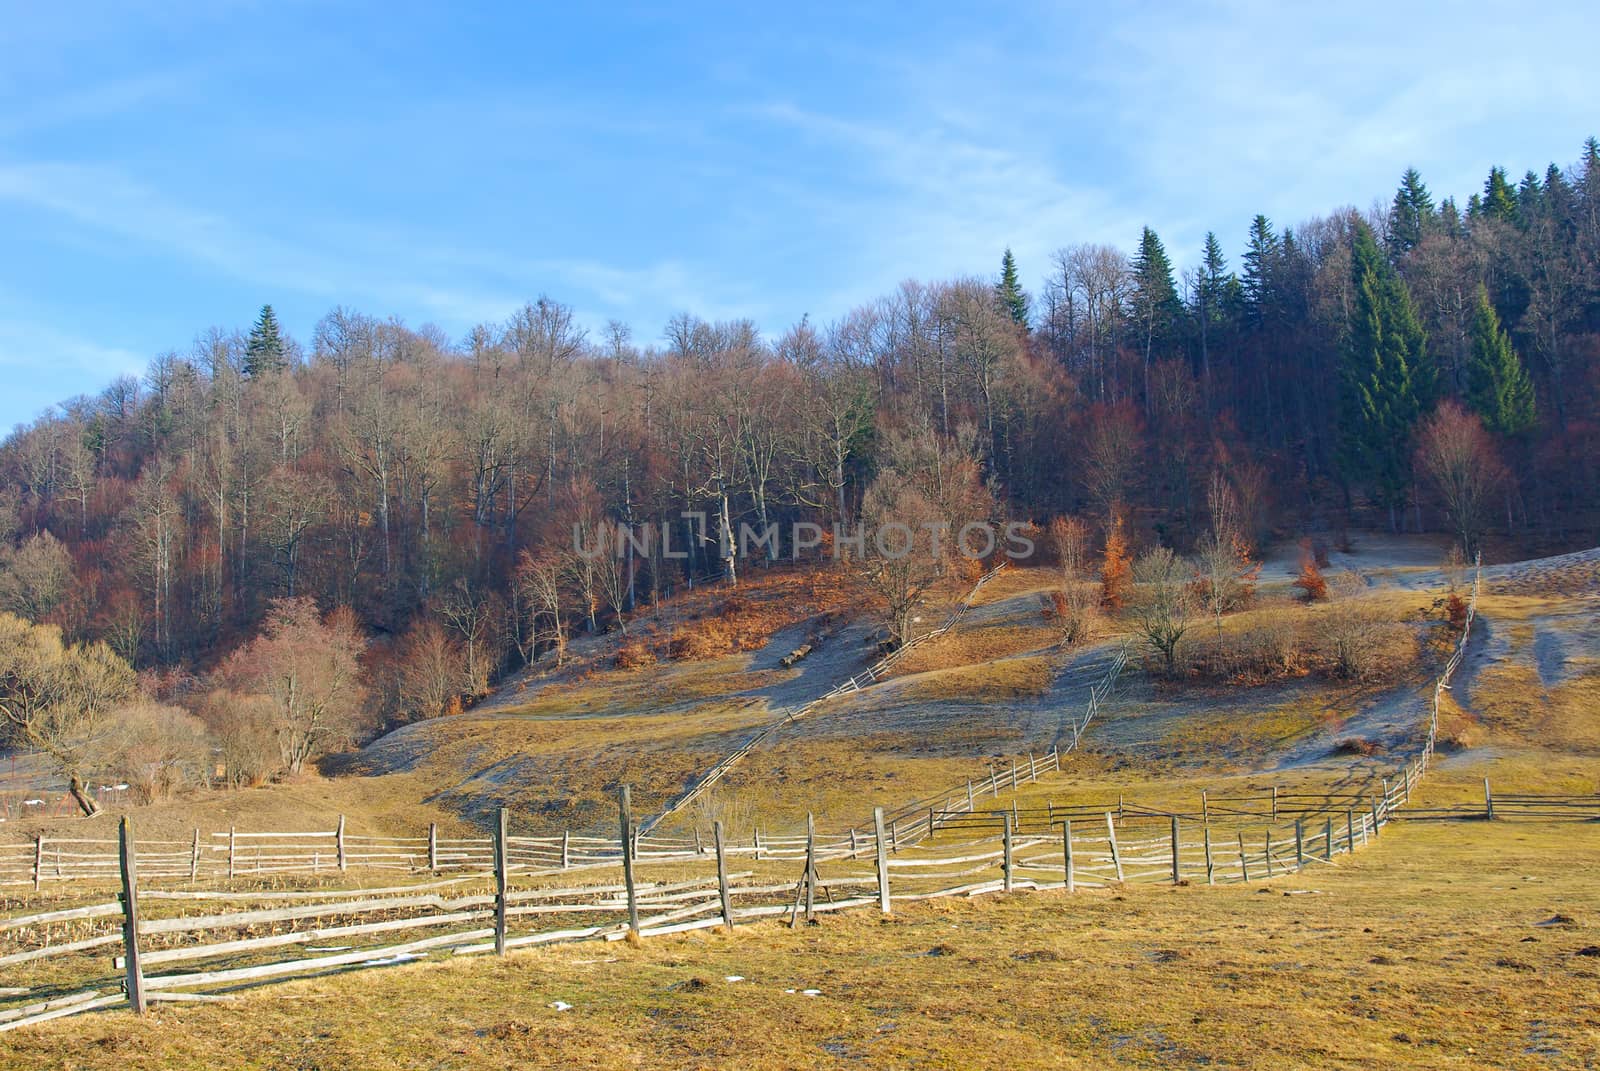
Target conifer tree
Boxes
[1099,512,1132,610]
[995,249,1030,329]
[1131,226,1181,356]
[1482,167,1518,222]
[1387,167,1436,256]
[244,305,289,378]
[1465,286,1535,437]
[1241,215,1279,327]
[1338,222,1432,525]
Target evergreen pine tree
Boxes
[1483,167,1518,222]
[244,305,289,378]
[1338,222,1432,524]
[1465,286,1535,437]
[1386,167,1436,256]
[1241,215,1279,327]
[995,249,1030,329]
[1131,226,1181,362]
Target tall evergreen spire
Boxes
[1131,226,1181,356]
[1482,167,1518,222]
[1338,222,1432,520]
[995,249,1030,329]
[1387,167,1436,256]
[1466,286,1535,437]
[1241,215,1279,326]
[244,305,289,378]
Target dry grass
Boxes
[5,815,1598,1070]
[895,657,1054,704]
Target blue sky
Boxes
[2,1,1596,431]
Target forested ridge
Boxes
[3,140,1599,789]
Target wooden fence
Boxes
[0,778,1410,1033]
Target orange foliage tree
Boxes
[1099,512,1132,609]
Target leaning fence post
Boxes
[336,814,347,872]
[1105,813,1123,882]
[1264,831,1274,878]
[849,827,859,860]
[1201,790,1209,823]
[1271,785,1278,822]
[1484,778,1494,820]
[967,780,975,810]
[1002,812,1014,893]
[190,828,201,882]
[1294,819,1305,869]
[493,807,509,956]
[32,834,44,892]
[1237,831,1249,883]
[619,786,639,938]
[1203,824,1214,885]
[713,820,733,929]
[1028,752,1037,782]
[117,817,146,1014]
[1062,819,1075,893]
[1170,816,1181,884]
[873,807,891,914]
[890,818,898,854]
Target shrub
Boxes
[614,642,658,670]
[1293,539,1328,602]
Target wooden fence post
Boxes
[1062,819,1074,893]
[890,819,898,854]
[117,817,146,1014]
[753,829,762,861]
[619,786,639,938]
[1169,817,1181,884]
[427,823,438,872]
[1484,778,1494,820]
[713,821,733,929]
[1118,794,1124,825]
[967,780,974,810]
[1002,812,1014,893]
[1105,813,1123,882]
[228,826,236,879]
[1294,820,1304,869]
[32,834,43,892]
[1264,832,1274,878]
[1028,752,1036,782]
[927,807,936,843]
[849,827,859,860]
[803,812,817,924]
[493,807,508,956]
[1381,778,1391,813]
[1370,795,1381,835]
[694,827,704,855]
[1201,790,1209,823]
[873,807,891,914]
[1010,760,1018,791]
[1271,785,1278,822]
[189,828,201,882]
[1203,825,1214,885]
[1237,832,1249,883]
[1347,809,1356,853]
[336,814,347,872]
[1323,818,1333,861]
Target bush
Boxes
[614,642,657,669]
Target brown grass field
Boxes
[3,546,1599,1067]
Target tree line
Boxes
[2,138,1597,786]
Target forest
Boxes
[2,139,1597,803]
